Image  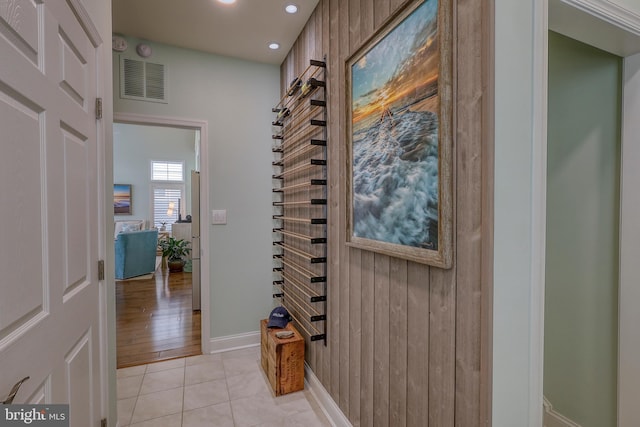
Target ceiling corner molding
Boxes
[560,0,640,35]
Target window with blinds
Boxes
[151,161,184,181]
[150,161,185,232]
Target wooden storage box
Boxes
[260,319,305,396]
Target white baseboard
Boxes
[304,363,352,427]
[543,397,582,427]
[209,331,260,353]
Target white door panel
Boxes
[0,1,102,425]
[0,89,45,338]
[0,0,40,65]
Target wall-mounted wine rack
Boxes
[272,58,327,344]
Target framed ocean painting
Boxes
[114,184,132,215]
[346,0,452,267]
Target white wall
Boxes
[610,0,640,16]
[113,37,280,340]
[493,0,542,425]
[113,123,196,226]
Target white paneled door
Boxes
[0,1,102,426]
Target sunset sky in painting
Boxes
[351,0,438,125]
[114,184,130,200]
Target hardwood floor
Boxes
[116,266,201,368]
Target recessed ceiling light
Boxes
[285,4,298,13]
[269,42,280,50]
[218,0,236,4]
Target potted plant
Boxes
[159,237,191,273]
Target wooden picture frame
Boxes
[114,184,132,215]
[345,0,453,268]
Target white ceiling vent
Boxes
[119,56,168,103]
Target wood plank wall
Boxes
[279,0,493,425]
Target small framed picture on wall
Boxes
[114,184,132,215]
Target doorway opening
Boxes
[113,113,210,367]
[544,31,622,427]
[536,3,640,426]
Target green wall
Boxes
[113,37,280,339]
[545,31,621,427]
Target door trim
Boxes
[50,0,107,422]
[113,112,211,355]
[618,53,640,427]
[530,2,549,427]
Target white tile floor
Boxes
[116,347,331,427]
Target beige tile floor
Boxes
[117,346,332,427]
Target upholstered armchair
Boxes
[114,229,159,280]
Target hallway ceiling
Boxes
[112,0,320,65]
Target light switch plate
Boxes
[211,209,227,225]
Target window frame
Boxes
[149,160,186,232]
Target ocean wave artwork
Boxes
[350,0,440,250]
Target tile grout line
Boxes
[121,348,328,426]
[181,358,186,427]
[130,360,189,426]
[129,364,147,426]
[222,350,239,427]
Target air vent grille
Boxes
[120,56,167,103]
[145,62,165,100]
[123,58,144,97]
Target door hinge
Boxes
[98,260,105,281]
[101,418,107,427]
[95,97,103,120]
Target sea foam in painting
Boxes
[351,0,439,250]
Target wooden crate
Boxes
[260,319,305,396]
